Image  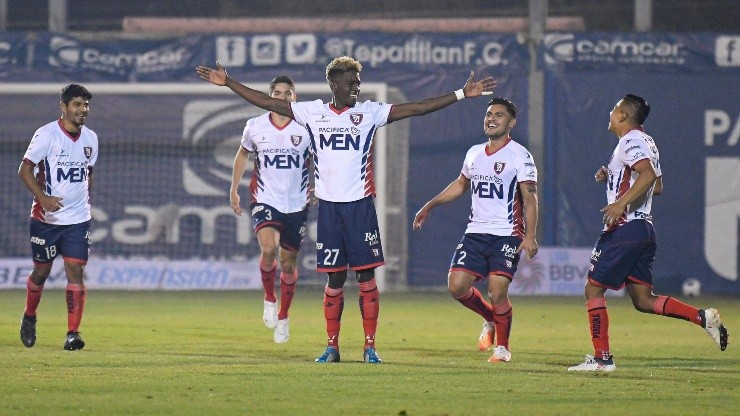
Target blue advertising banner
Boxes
[0,33,31,79]
[32,33,210,81]
[539,32,740,72]
[19,32,528,82]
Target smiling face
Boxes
[329,70,361,109]
[60,96,90,132]
[484,103,516,140]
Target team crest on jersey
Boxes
[84,146,93,159]
[291,135,302,146]
[349,113,363,126]
[493,161,506,174]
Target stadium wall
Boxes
[0,31,737,295]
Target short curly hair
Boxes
[326,56,362,82]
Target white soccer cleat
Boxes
[568,355,616,372]
[263,300,278,329]
[488,345,512,363]
[702,308,729,351]
[478,321,495,351]
[274,318,289,344]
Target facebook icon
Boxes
[216,36,247,66]
[715,36,739,67]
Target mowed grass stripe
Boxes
[0,290,737,415]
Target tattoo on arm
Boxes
[526,184,537,194]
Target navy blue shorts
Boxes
[250,203,308,252]
[30,219,91,265]
[449,233,523,281]
[315,197,384,272]
[588,220,656,290]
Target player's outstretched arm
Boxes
[413,174,470,230]
[388,71,497,123]
[195,61,294,119]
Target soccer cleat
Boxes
[488,345,512,363]
[363,346,382,364]
[263,300,278,329]
[315,346,340,363]
[478,321,495,351]
[20,314,37,348]
[63,331,85,351]
[273,318,289,344]
[567,355,616,372]
[701,308,729,351]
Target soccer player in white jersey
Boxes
[18,84,98,351]
[230,76,310,344]
[568,94,728,372]
[197,56,496,363]
[413,98,539,364]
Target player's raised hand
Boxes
[196,61,228,86]
[462,70,498,98]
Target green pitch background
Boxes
[0,290,737,415]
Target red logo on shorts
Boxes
[350,113,363,126]
[291,135,302,146]
[494,161,506,174]
[84,147,92,159]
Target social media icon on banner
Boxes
[715,36,740,67]
[216,36,247,66]
[251,35,281,65]
[286,34,317,64]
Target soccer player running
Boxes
[413,98,538,364]
[230,76,311,344]
[18,84,98,351]
[568,94,729,372]
[197,56,496,363]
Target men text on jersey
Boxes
[290,100,392,202]
[461,138,537,237]
[242,113,311,213]
[22,119,98,225]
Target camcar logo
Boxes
[182,100,263,195]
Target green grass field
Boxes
[0,289,737,415]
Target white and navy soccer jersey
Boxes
[461,138,537,238]
[242,113,311,214]
[22,119,98,225]
[605,127,661,230]
[290,99,393,203]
